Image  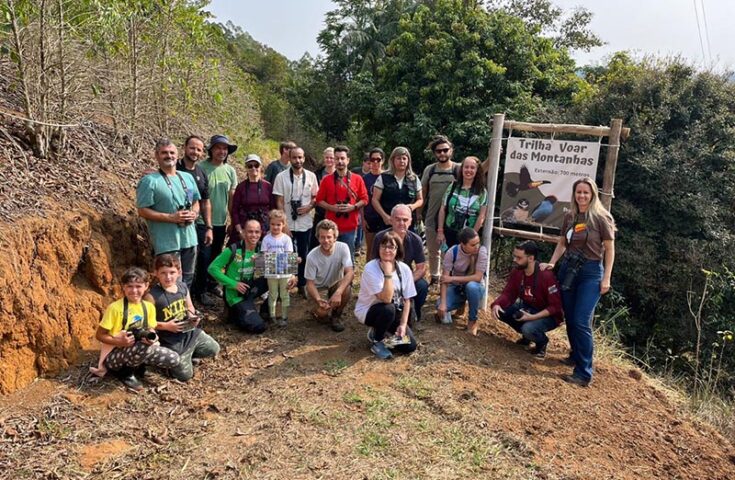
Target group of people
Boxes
[92,134,615,390]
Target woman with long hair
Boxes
[436,156,488,248]
[230,154,275,239]
[541,177,616,387]
[371,146,423,233]
[354,231,418,360]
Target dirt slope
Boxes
[1,292,733,480]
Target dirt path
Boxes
[1,286,733,480]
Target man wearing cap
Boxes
[193,135,239,304]
[137,138,201,286]
[273,146,318,295]
[264,140,297,184]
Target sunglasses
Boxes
[246,163,260,169]
[368,157,383,163]
[434,147,450,153]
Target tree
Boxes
[572,53,735,386]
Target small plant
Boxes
[324,359,349,376]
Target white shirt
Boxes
[354,260,416,324]
[272,168,318,232]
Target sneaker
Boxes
[440,311,453,325]
[276,317,288,328]
[561,374,590,387]
[367,327,377,343]
[330,316,345,332]
[120,374,143,391]
[196,293,217,307]
[531,344,547,360]
[515,337,531,346]
[370,341,393,360]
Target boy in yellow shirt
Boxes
[92,267,180,390]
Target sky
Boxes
[206,0,735,71]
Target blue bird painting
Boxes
[531,195,557,223]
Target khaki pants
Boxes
[311,283,351,321]
[425,222,442,278]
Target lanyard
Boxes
[333,171,356,203]
[122,297,148,331]
[245,179,262,199]
[159,169,189,204]
[289,168,306,199]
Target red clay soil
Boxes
[0,290,733,480]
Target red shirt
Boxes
[491,266,564,324]
[315,171,369,233]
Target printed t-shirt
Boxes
[198,160,237,226]
[261,233,294,253]
[136,172,200,255]
[442,183,488,230]
[354,260,416,323]
[99,298,157,336]
[208,246,256,306]
[149,281,201,353]
[304,242,353,289]
[561,212,615,261]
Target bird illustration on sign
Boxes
[505,165,551,197]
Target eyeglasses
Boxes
[380,244,397,251]
[434,148,450,154]
[246,164,259,169]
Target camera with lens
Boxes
[560,250,587,291]
[129,327,157,342]
[290,199,302,221]
[450,211,469,230]
[336,200,350,218]
[513,309,525,320]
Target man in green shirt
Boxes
[208,219,289,333]
[137,138,201,287]
[194,134,239,304]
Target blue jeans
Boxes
[558,259,603,381]
[355,213,364,249]
[498,302,558,347]
[413,278,429,321]
[439,281,485,322]
[338,229,356,263]
[291,229,312,288]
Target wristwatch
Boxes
[205,225,213,230]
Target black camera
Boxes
[336,200,350,218]
[129,327,157,342]
[450,211,469,230]
[290,199,302,221]
[513,310,525,320]
[560,250,587,291]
